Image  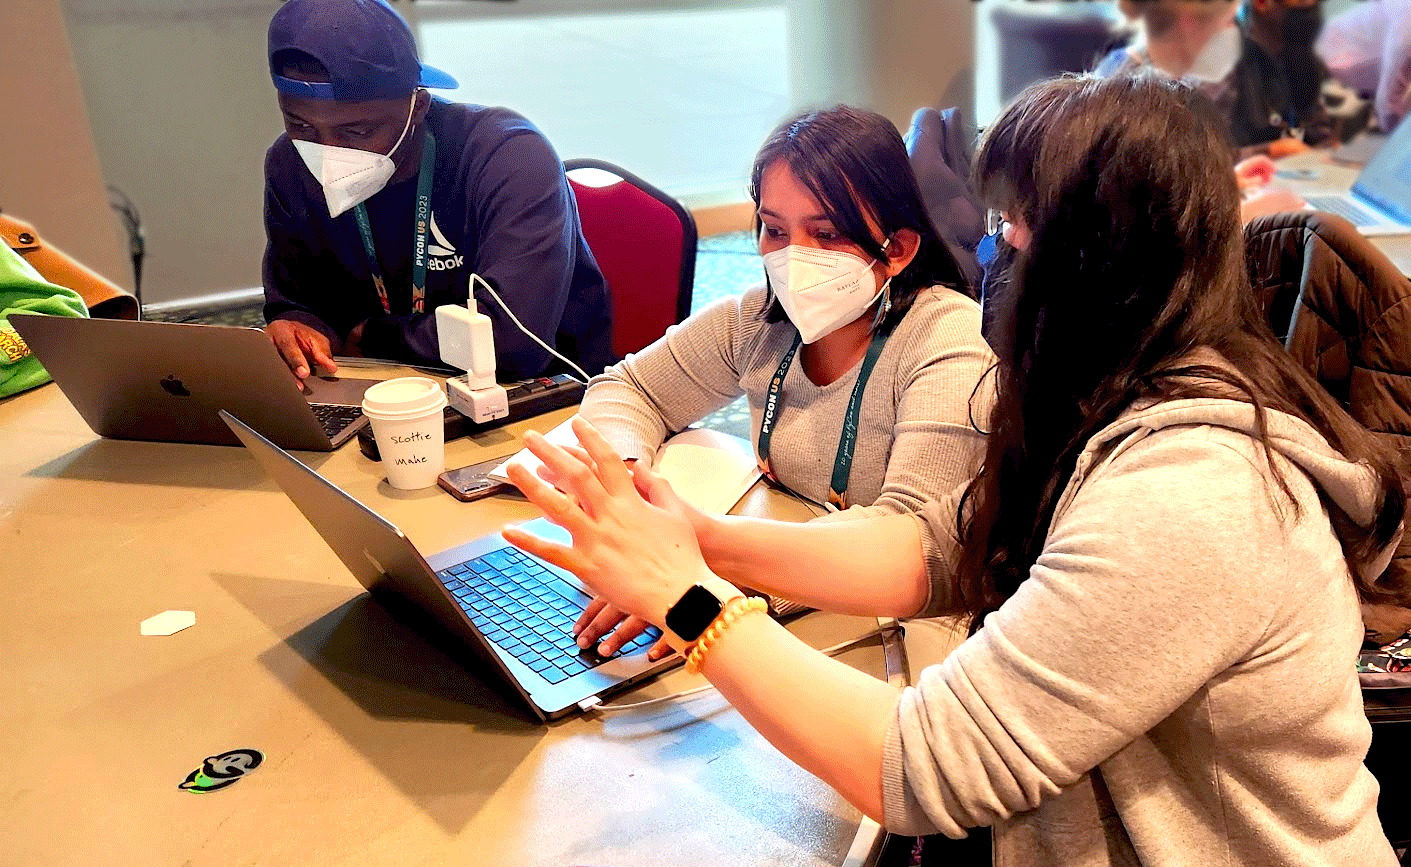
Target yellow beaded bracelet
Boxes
[684,596,768,675]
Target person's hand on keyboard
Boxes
[267,319,338,382]
[502,416,743,656]
[574,596,674,661]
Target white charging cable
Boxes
[470,272,591,383]
[584,623,902,715]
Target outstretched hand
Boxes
[502,416,722,652]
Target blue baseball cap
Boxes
[268,0,458,101]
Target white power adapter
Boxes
[436,302,508,424]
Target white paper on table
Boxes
[489,416,581,485]
[140,610,196,636]
[650,427,761,515]
[491,418,761,516]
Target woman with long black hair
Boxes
[506,74,1406,865]
[578,106,993,524]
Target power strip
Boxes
[359,374,584,461]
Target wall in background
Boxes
[416,0,791,208]
[63,0,281,307]
[1,0,129,292]
[869,0,975,133]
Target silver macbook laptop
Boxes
[1303,120,1411,237]
[219,409,674,721]
[11,315,374,450]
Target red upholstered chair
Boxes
[564,159,697,359]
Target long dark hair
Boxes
[957,73,1407,628]
[750,105,974,332]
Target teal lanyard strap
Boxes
[352,130,437,315]
[757,332,803,483]
[757,324,890,511]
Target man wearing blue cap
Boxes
[261,0,614,381]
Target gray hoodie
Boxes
[884,397,1399,866]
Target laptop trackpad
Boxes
[302,374,380,406]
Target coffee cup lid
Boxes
[361,376,447,419]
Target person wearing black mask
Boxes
[1228,0,1335,153]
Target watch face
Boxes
[665,584,724,642]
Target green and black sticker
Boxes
[179,748,263,793]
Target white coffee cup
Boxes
[361,377,448,490]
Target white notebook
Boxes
[490,417,762,516]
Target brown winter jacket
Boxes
[1245,210,1411,634]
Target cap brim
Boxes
[418,63,459,90]
[274,75,339,99]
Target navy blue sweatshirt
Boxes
[262,99,615,379]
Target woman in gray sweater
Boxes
[505,75,1409,866]
[580,106,995,522]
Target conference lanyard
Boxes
[352,131,437,316]
[757,325,890,511]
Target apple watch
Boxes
[664,583,727,643]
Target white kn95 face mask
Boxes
[762,240,890,343]
[294,95,417,218]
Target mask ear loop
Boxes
[385,92,420,160]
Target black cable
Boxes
[107,185,145,316]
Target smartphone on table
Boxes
[437,454,515,502]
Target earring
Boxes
[871,284,892,332]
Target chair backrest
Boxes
[564,159,697,359]
[904,105,986,293]
[991,3,1121,104]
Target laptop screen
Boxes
[1352,121,1411,225]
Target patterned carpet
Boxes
[148,230,763,438]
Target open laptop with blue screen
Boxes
[219,409,674,721]
[1303,120,1411,236]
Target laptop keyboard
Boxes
[310,403,365,439]
[1305,195,1379,227]
[436,546,661,684]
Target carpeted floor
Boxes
[148,230,762,438]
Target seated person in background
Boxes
[261,0,613,382]
[1094,0,1307,220]
[1096,0,1243,88]
[507,74,1407,867]
[582,107,993,520]
[576,105,995,656]
[1228,0,1335,153]
[1,213,137,320]
[0,242,87,399]
[1318,0,1411,133]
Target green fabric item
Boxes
[0,243,88,398]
